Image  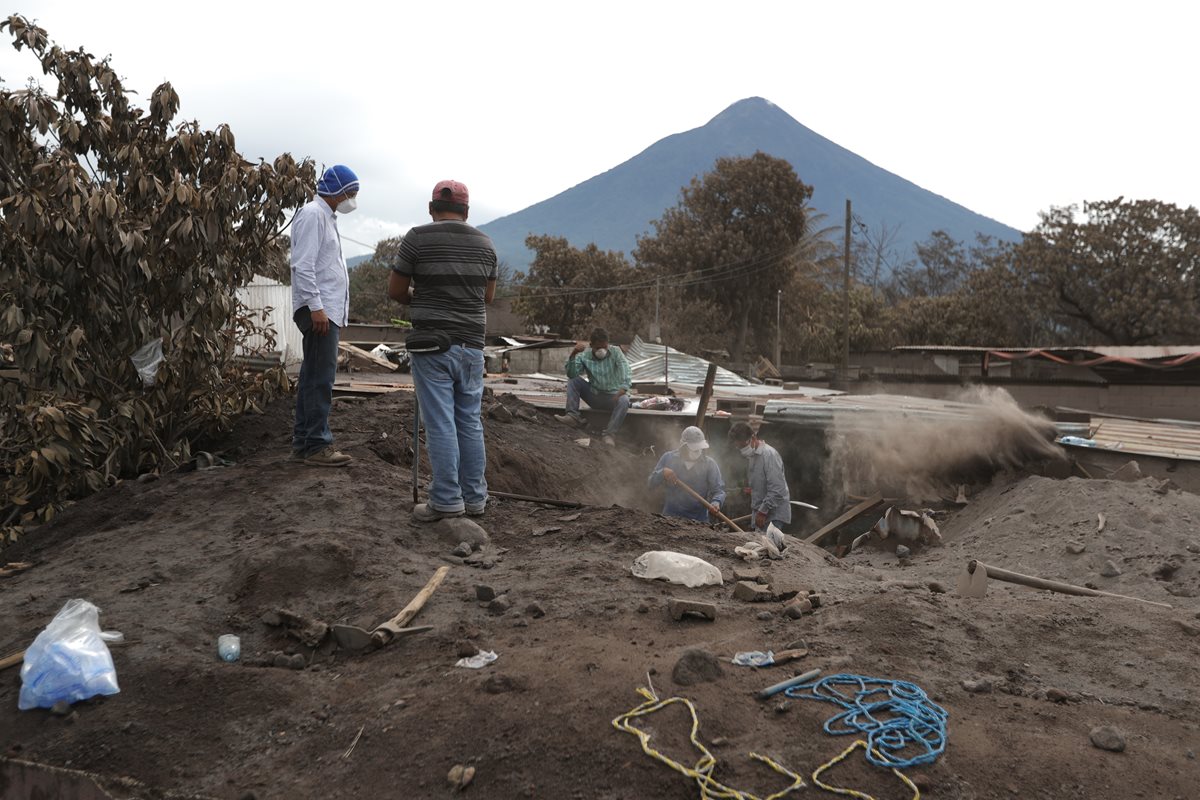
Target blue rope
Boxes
[784,673,948,769]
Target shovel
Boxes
[333,566,450,651]
[670,479,745,533]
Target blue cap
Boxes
[317,165,360,197]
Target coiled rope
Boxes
[784,673,948,769]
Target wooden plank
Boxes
[337,342,398,373]
[804,493,884,546]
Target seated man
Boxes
[648,426,726,523]
[555,327,631,446]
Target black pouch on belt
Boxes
[405,329,452,354]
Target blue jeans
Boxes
[411,346,487,513]
[566,376,630,436]
[292,307,340,455]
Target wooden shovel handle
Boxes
[375,565,450,636]
[671,479,744,533]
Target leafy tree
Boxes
[634,152,813,361]
[348,236,403,323]
[512,235,636,338]
[1011,198,1200,344]
[0,16,313,542]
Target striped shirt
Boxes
[393,221,497,348]
[565,346,632,392]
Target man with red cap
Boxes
[389,181,498,521]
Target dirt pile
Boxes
[1,394,1198,799]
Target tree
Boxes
[512,235,636,338]
[634,152,813,361]
[1011,198,1200,344]
[348,236,403,323]
[0,16,313,542]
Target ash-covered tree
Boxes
[1011,198,1200,344]
[0,16,314,542]
[349,236,403,323]
[634,152,813,362]
[512,235,636,338]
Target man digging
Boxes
[555,327,632,447]
[729,421,791,538]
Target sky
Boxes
[2,1,1197,258]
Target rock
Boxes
[273,653,293,669]
[895,545,911,559]
[671,648,724,686]
[767,582,807,601]
[436,517,490,550]
[909,772,933,791]
[456,640,478,658]
[474,584,496,601]
[288,654,307,670]
[1045,687,1071,703]
[961,678,993,694]
[807,594,823,608]
[488,403,514,423]
[732,581,774,603]
[525,601,546,619]
[756,611,774,621]
[927,581,948,594]
[487,595,512,614]
[637,603,650,614]
[774,701,790,714]
[1152,560,1182,581]
[783,598,814,619]
[448,763,477,790]
[1089,725,1126,752]
[1109,460,1142,482]
[260,610,283,627]
[1066,541,1087,554]
[667,598,717,622]
[451,542,473,559]
[50,700,71,716]
[733,566,764,582]
[1100,560,1122,578]
[1186,543,1200,554]
[483,674,524,694]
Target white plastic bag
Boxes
[455,650,498,669]
[130,338,164,387]
[19,599,122,710]
[631,551,723,588]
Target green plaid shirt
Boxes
[565,347,632,392]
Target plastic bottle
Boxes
[217,634,241,663]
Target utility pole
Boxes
[842,199,851,382]
[652,278,661,343]
[774,289,782,370]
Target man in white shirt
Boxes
[290,164,359,467]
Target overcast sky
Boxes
[3,1,1196,258]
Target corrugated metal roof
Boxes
[1060,415,1200,462]
[626,335,753,386]
[895,345,1200,360]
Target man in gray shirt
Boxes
[389,180,497,521]
[728,421,791,532]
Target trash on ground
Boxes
[455,650,498,669]
[574,438,590,447]
[631,551,722,587]
[19,599,122,710]
[850,506,942,553]
[731,651,775,667]
[130,337,163,387]
[217,634,241,662]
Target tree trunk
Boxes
[730,304,751,363]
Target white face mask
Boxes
[593,347,609,360]
[337,196,358,214]
[682,447,702,462]
[740,444,755,458]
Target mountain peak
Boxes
[479,99,1019,272]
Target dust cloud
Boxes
[823,386,1064,502]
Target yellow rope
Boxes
[612,687,805,800]
[811,739,921,800]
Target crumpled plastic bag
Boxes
[19,599,122,711]
[732,651,775,667]
[130,338,164,387]
[631,551,723,587]
[455,650,498,669]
